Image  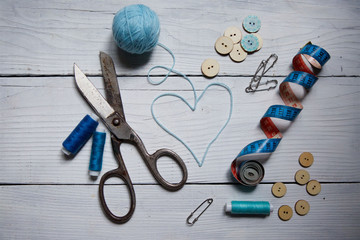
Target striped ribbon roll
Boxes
[231,43,330,186]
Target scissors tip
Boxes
[99,51,110,59]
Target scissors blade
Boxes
[74,63,115,119]
[99,52,126,120]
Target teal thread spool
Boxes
[89,130,106,178]
[62,114,98,156]
[225,201,273,215]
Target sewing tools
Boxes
[295,200,310,216]
[243,15,261,33]
[295,169,310,185]
[111,4,234,167]
[245,53,278,93]
[275,152,321,221]
[231,43,330,186]
[186,198,213,225]
[278,205,293,221]
[88,130,106,178]
[112,4,159,54]
[236,160,264,186]
[203,15,263,75]
[74,52,188,224]
[225,201,273,215]
[241,34,259,53]
[272,182,287,198]
[146,42,233,168]
[62,114,98,156]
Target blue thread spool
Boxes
[62,114,98,156]
[89,129,106,177]
[225,201,273,215]
[112,4,160,54]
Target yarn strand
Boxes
[147,43,233,167]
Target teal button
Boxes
[241,35,259,52]
[243,15,261,33]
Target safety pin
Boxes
[245,79,278,93]
[245,54,278,93]
[186,198,213,225]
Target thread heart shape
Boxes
[151,82,233,167]
[147,43,233,167]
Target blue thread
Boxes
[89,130,106,177]
[148,43,233,167]
[62,115,98,156]
[112,4,160,54]
[225,201,273,215]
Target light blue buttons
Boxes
[243,15,261,33]
[241,35,259,52]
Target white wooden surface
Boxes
[1,0,360,239]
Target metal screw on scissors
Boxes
[74,52,188,224]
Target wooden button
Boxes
[224,26,242,43]
[299,152,314,167]
[201,59,220,78]
[306,180,321,196]
[215,36,234,55]
[252,33,263,51]
[295,200,310,216]
[278,205,293,221]
[272,182,287,198]
[229,44,247,62]
[295,169,310,185]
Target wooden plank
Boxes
[1,76,359,183]
[0,0,359,76]
[1,184,359,239]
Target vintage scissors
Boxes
[74,52,188,224]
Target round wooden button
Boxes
[215,36,234,55]
[278,205,293,221]
[299,152,314,167]
[272,182,287,198]
[295,200,310,216]
[224,26,242,43]
[295,169,310,185]
[307,180,321,196]
[201,59,220,78]
[252,33,263,51]
[229,44,247,62]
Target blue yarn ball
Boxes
[112,4,160,54]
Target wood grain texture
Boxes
[0,0,359,76]
[1,184,359,240]
[1,76,359,184]
[1,0,360,239]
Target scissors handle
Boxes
[133,134,188,191]
[98,137,136,224]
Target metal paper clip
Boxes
[245,54,278,93]
[186,198,213,225]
